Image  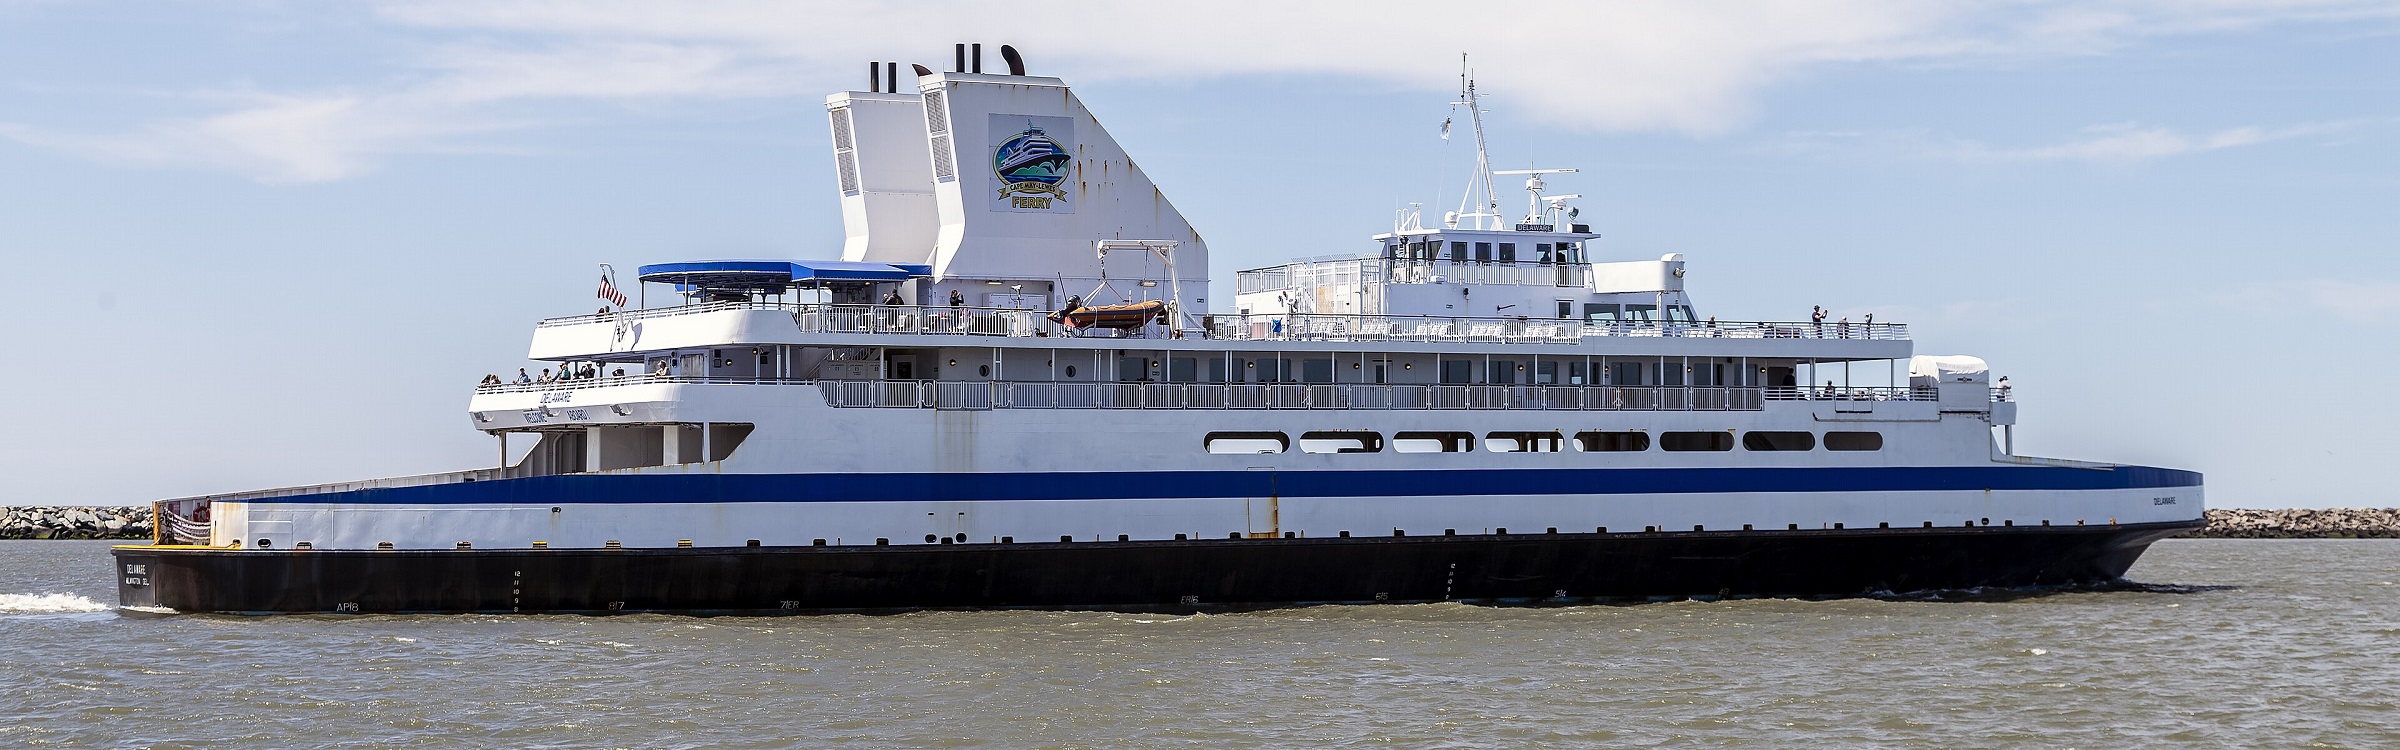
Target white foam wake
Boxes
[0,593,112,614]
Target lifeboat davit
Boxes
[1049,299,1165,330]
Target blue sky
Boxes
[2,1,2395,508]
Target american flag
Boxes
[597,267,627,308]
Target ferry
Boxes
[115,45,2204,614]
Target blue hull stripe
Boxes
[257,465,2202,506]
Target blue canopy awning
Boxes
[635,260,933,290]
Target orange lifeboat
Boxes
[1048,298,1165,330]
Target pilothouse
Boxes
[115,45,2203,615]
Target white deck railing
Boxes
[475,378,1978,410]
[532,302,1909,346]
[1239,258,1590,292]
[809,381,1961,411]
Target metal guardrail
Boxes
[532,302,1911,346]
[478,378,1960,410]
[476,374,817,395]
[1239,258,1589,292]
[1213,314,1910,343]
[817,381,1819,412]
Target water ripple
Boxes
[1,539,2395,747]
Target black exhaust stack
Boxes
[1001,45,1024,75]
[972,43,983,73]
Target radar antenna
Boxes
[1493,168,1578,226]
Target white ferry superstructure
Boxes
[115,46,2203,614]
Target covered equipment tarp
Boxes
[1908,355,1989,384]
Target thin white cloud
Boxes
[1962,120,2369,161]
[2242,279,2400,323]
[7,0,2400,181]
[1768,119,2375,163]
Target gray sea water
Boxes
[1,539,2393,749]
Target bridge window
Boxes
[1824,431,1885,451]
[1660,431,1734,452]
[1486,431,1563,453]
[1574,431,1650,452]
[1449,242,1467,262]
[1299,431,1383,454]
[1475,242,1492,262]
[1498,243,1516,262]
[1743,431,1816,451]
[1393,431,1474,453]
[1205,431,1288,454]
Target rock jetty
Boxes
[1,506,155,540]
[2184,507,2400,539]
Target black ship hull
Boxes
[113,522,2197,615]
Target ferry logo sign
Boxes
[989,114,1073,213]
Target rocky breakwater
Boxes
[2189,507,2400,539]
[1,506,155,540]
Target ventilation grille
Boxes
[930,134,955,181]
[923,90,956,182]
[837,151,860,195]
[830,107,860,196]
[829,107,854,150]
[923,90,948,134]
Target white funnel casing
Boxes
[824,91,940,265]
[915,72,1209,311]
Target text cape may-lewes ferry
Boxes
[116,46,2202,615]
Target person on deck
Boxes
[513,368,531,385]
[882,290,904,306]
[949,289,965,308]
[1811,305,1826,337]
